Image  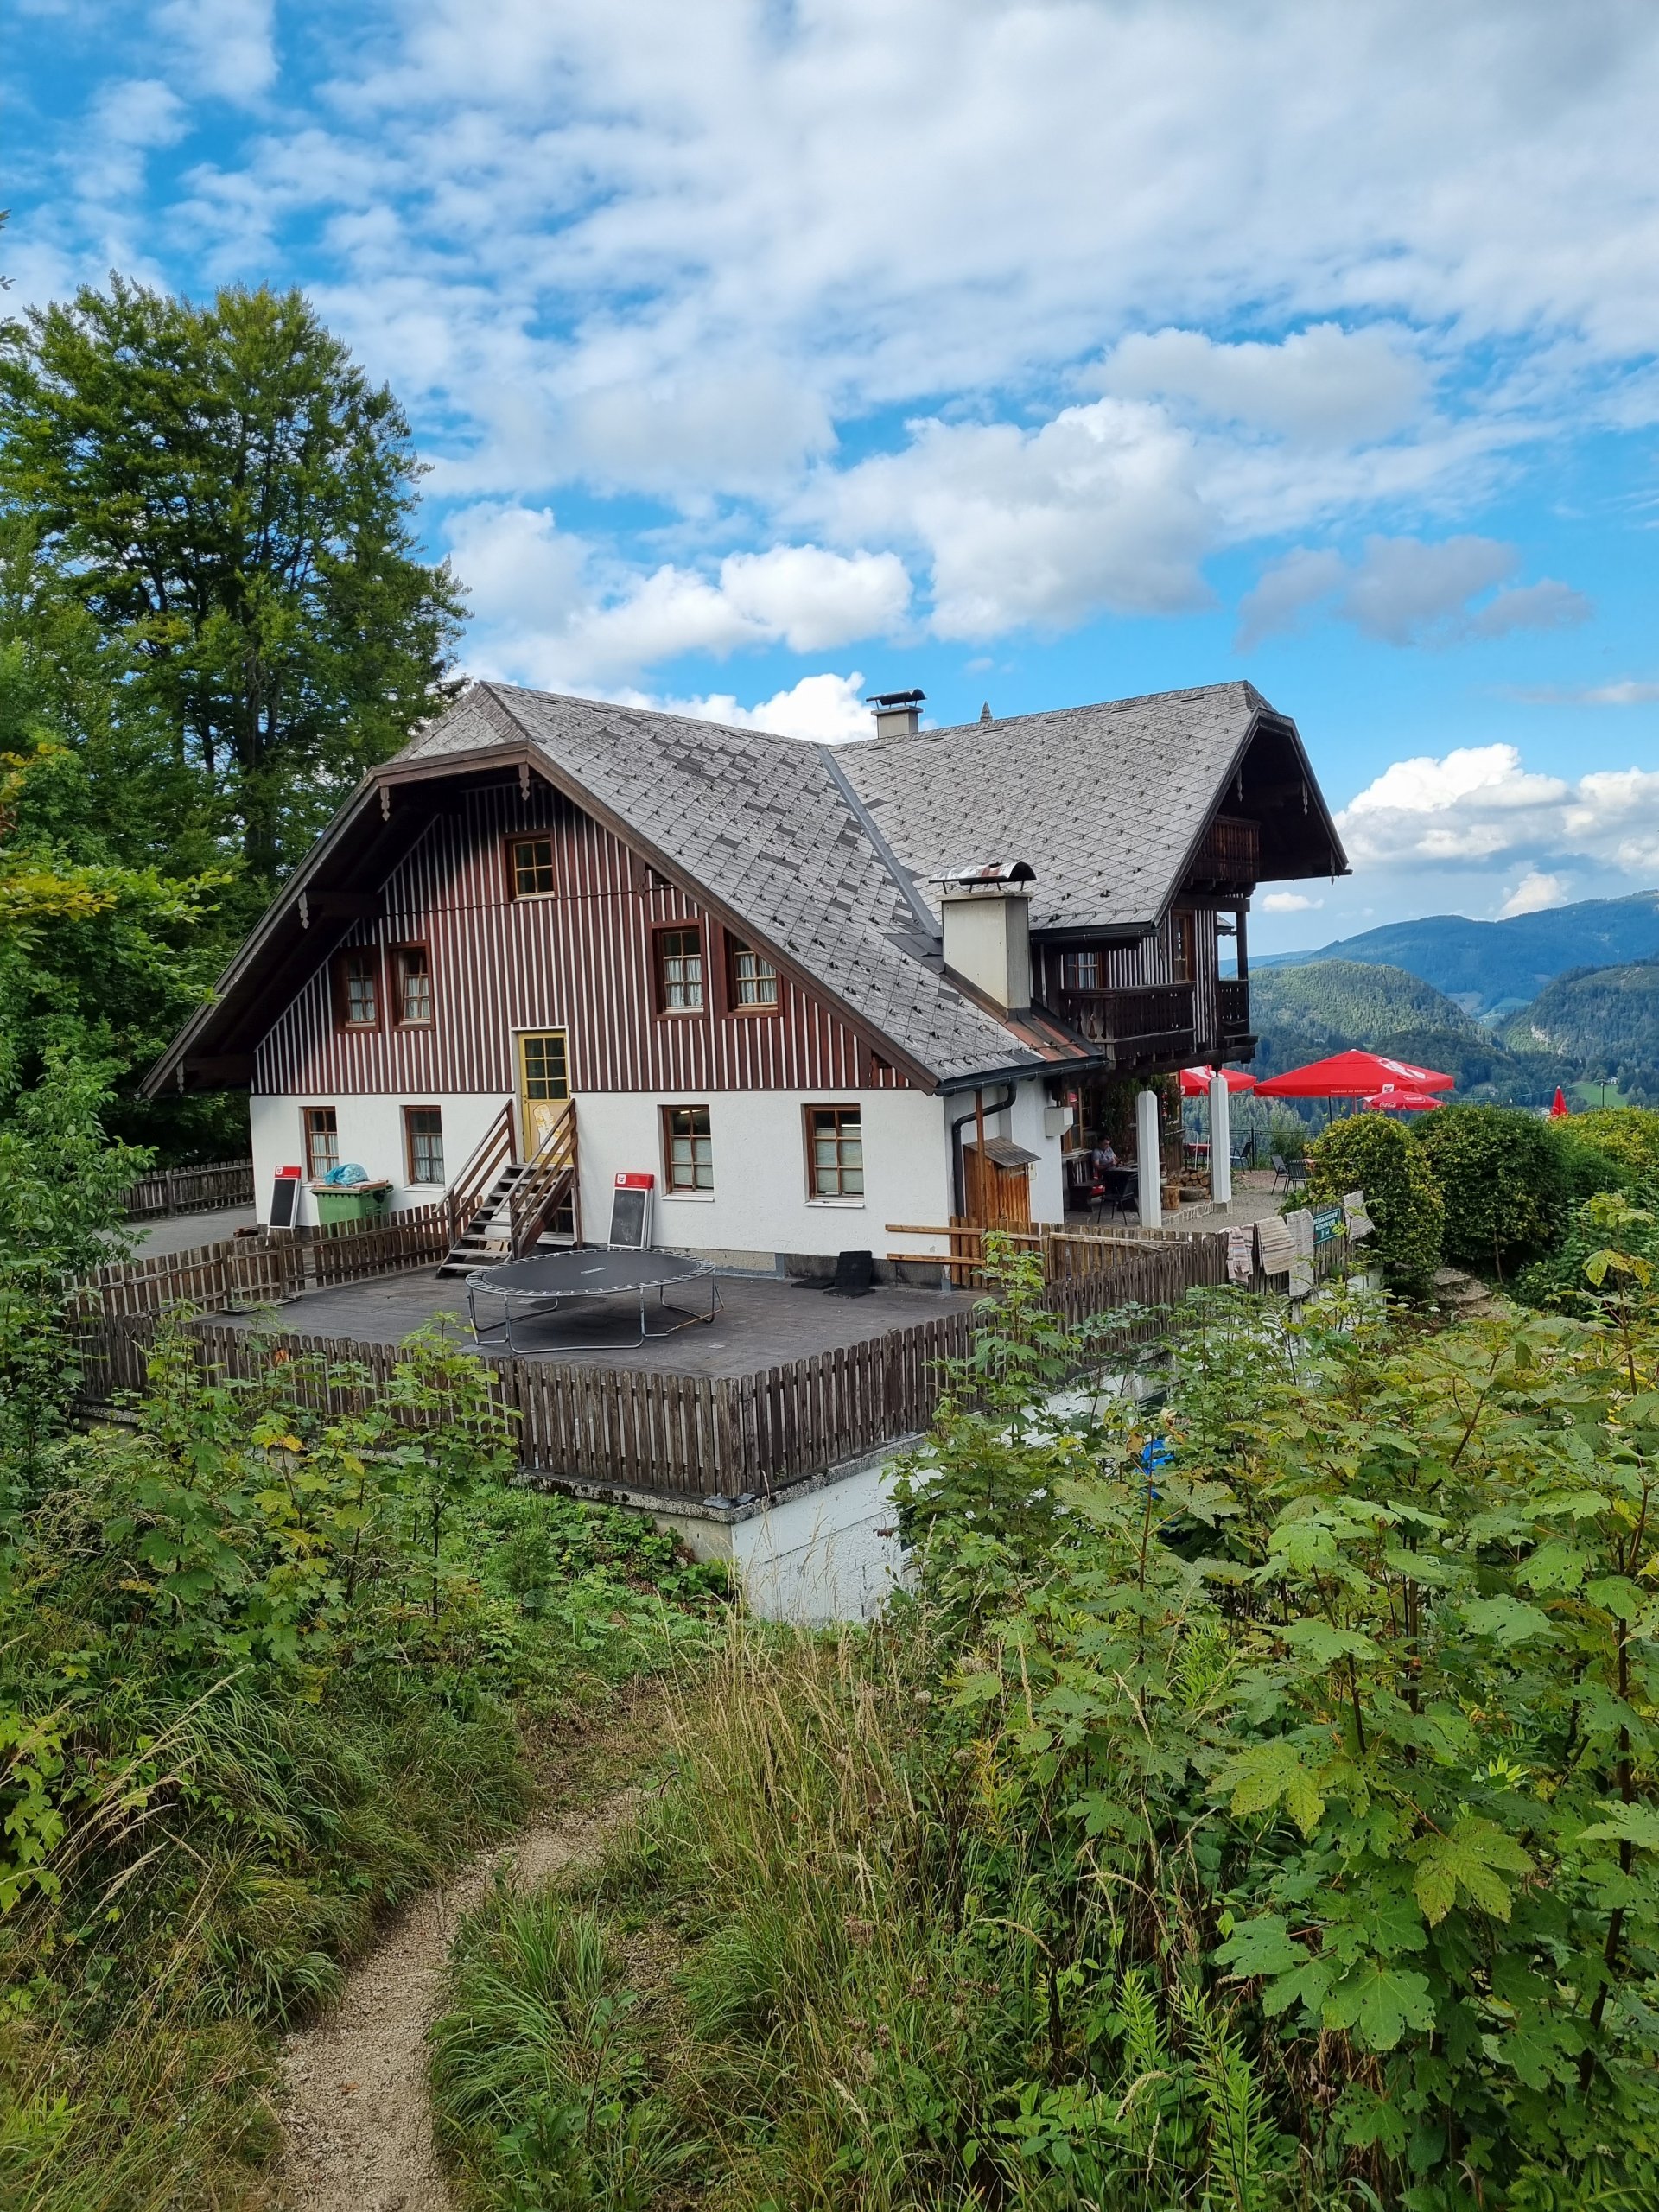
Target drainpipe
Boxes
[950,1084,1015,1218]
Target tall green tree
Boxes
[0,276,464,898]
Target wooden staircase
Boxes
[437,1102,582,1277]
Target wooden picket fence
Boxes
[70,1230,1232,1500]
[77,1202,452,1319]
[121,1160,257,1219]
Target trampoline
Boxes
[467,1246,721,1353]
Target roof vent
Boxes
[868,687,925,739]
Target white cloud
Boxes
[1520,678,1659,705]
[1238,535,1591,649]
[1262,892,1325,913]
[1338,743,1659,885]
[643,672,872,745]
[1497,870,1570,918]
[446,504,908,687]
[1096,324,1429,448]
[152,0,275,101]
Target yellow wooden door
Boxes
[517,1031,569,1154]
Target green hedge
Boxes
[1414,1103,1569,1275]
[1303,1114,1443,1295]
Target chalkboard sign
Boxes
[607,1184,650,1250]
[269,1170,301,1229]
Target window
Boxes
[392,944,433,1026]
[806,1105,863,1198]
[509,835,556,897]
[662,1104,714,1192]
[1173,910,1197,982]
[403,1105,444,1184]
[728,939,779,1011]
[656,926,704,1012]
[334,948,380,1028]
[1061,949,1100,992]
[303,1106,339,1181]
[519,1030,569,1102]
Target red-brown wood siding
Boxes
[1034,906,1227,1036]
[255,783,912,1096]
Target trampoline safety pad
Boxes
[467,1246,721,1353]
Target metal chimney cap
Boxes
[866,688,926,707]
[931,859,1036,887]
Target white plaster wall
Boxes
[732,1459,909,1624]
[575,1088,952,1261]
[249,1090,508,1228]
[1010,1077,1066,1224]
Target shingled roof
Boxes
[394,682,1065,1089]
[840,682,1344,935]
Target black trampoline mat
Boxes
[472,1249,713,1298]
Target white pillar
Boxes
[1210,1073,1233,1204]
[1135,1087,1162,1229]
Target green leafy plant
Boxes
[1300,1111,1444,1294]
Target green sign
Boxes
[1313,1205,1343,1246]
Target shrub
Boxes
[1302,1112,1444,1294]
[1569,1105,1659,1174]
[1547,1124,1636,1199]
[1414,1102,1569,1276]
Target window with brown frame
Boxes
[655,925,704,1012]
[661,1103,714,1192]
[403,1104,444,1184]
[1061,948,1100,992]
[1173,910,1197,983]
[727,938,779,1011]
[391,944,433,1026]
[805,1104,863,1198]
[508,835,556,897]
[333,948,380,1028]
[303,1106,339,1181]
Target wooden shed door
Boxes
[517,1030,569,1154]
[964,1144,1032,1230]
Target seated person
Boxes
[1090,1136,1118,1174]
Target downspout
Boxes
[950,1084,1015,1218]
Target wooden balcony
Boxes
[1185,815,1260,893]
[1217,976,1253,1046]
[1058,981,1198,1070]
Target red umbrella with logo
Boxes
[1255,1049,1455,1098]
[1363,1086,1445,1113]
[1179,1065,1259,1097]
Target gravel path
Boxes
[278,1789,640,2212]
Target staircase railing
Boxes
[446,1102,514,1249]
[508,1101,579,1257]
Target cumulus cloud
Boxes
[1498,870,1570,918]
[152,0,275,100]
[1338,744,1659,883]
[642,672,873,745]
[446,504,909,687]
[1096,324,1429,447]
[1262,892,1324,913]
[1237,535,1591,649]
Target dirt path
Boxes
[277,1787,640,2212]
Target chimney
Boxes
[868,687,925,739]
[933,861,1034,1012]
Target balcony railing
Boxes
[1186,816,1260,892]
[1217,977,1253,1039]
[1058,981,1198,1069]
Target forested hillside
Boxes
[1249,958,1565,1100]
[1499,957,1659,1100]
[1257,891,1659,1018]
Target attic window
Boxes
[728,940,779,1011]
[656,925,705,1013]
[333,949,380,1029]
[1061,950,1099,992]
[510,836,556,897]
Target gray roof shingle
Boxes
[402,683,1048,1087]
[839,683,1271,933]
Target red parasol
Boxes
[1363,1086,1444,1113]
[1179,1065,1259,1097]
[1549,1087,1569,1119]
[1255,1048,1455,1098]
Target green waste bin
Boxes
[309,1179,393,1224]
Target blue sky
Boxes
[7,0,1659,950]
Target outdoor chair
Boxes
[1283,1158,1311,1192]
[1096,1166,1137,1221]
[1269,1151,1288,1190]
[823,1248,875,1298]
